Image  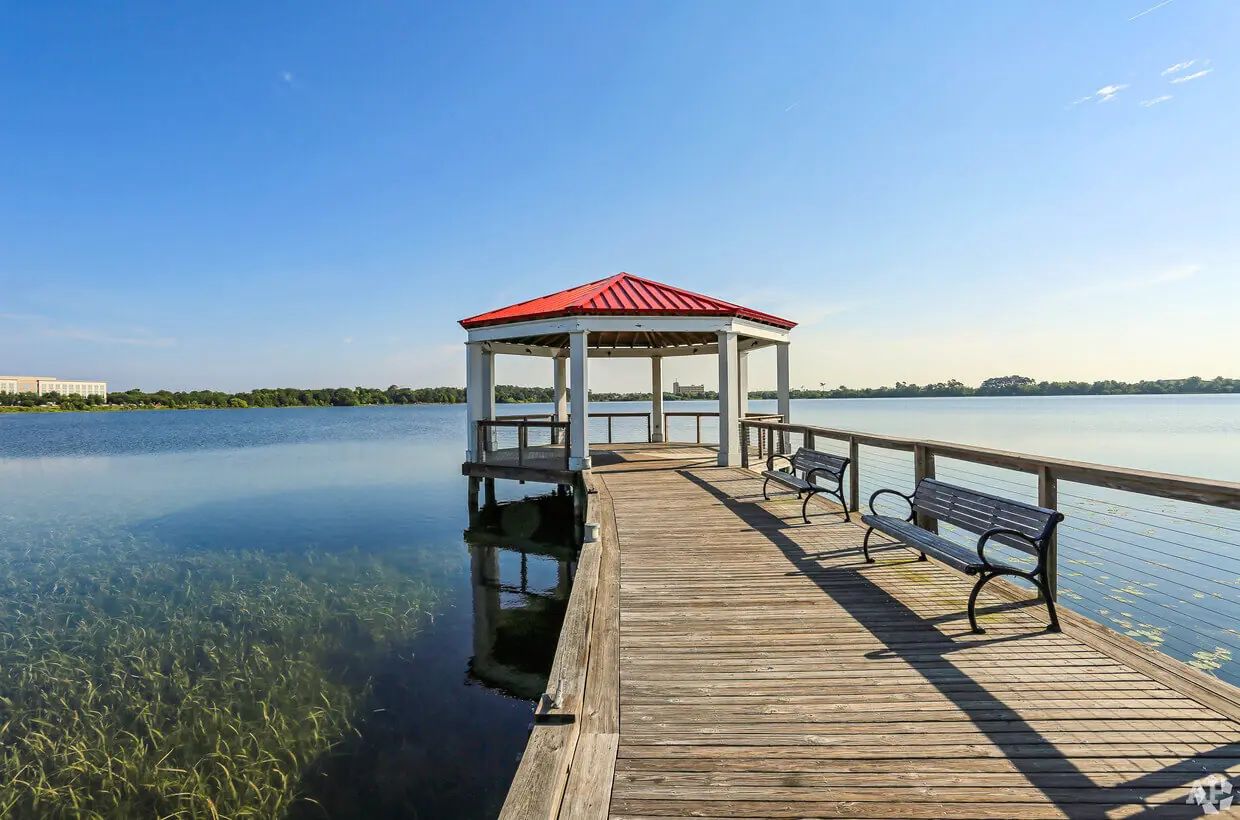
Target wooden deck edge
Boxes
[498,472,621,820]
[732,464,1240,724]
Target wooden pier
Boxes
[500,443,1240,819]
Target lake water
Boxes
[0,406,572,819]
[0,395,1237,816]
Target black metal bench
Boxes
[860,478,1064,633]
[762,447,850,524]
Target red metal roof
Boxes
[459,273,796,330]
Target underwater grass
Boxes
[0,532,437,819]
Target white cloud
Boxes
[1073,84,1129,105]
[0,313,176,347]
[1161,60,1196,76]
[280,70,295,85]
[342,337,354,344]
[1070,264,1200,296]
[1170,68,1213,84]
[1140,95,1173,107]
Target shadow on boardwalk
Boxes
[676,466,1238,818]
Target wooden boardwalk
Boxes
[501,443,1240,819]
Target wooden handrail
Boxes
[740,419,1240,510]
[663,410,719,444]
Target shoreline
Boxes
[4,390,1238,416]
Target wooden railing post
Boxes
[848,436,860,512]
[1038,465,1058,601]
[913,444,937,533]
[646,413,652,443]
[695,415,701,444]
[805,429,815,450]
[517,424,527,466]
[741,423,750,468]
[607,415,613,444]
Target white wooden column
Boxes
[650,355,664,442]
[552,355,568,444]
[737,349,749,423]
[481,348,495,422]
[465,342,487,460]
[569,330,591,470]
[776,341,791,423]
[717,330,740,466]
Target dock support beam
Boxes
[776,342,791,424]
[651,355,664,442]
[569,330,591,471]
[717,330,740,466]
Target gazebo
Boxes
[459,273,796,472]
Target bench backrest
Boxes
[912,478,1062,554]
[791,447,848,479]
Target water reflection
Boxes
[465,494,577,701]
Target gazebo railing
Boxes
[663,411,718,444]
[590,411,651,444]
[664,411,782,445]
[476,419,570,469]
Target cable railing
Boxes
[740,418,1240,686]
[663,411,783,444]
[476,419,570,469]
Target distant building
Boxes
[0,376,108,398]
[672,381,705,397]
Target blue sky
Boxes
[2,1,1237,392]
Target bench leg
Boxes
[862,527,876,563]
[834,483,850,523]
[762,476,771,501]
[967,571,995,634]
[800,492,816,524]
[1038,575,1062,632]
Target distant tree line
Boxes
[0,375,1235,412]
[750,375,1240,400]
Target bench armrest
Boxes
[868,488,914,520]
[804,466,840,485]
[766,453,794,472]
[976,527,1043,567]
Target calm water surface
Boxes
[0,395,1237,817]
[0,406,569,819]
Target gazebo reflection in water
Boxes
[464,493,577,700]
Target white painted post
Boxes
[776,342,791,424]
[717,331,740,466]
[481,348,496,423]
[552,355,568,444]
[569,330,591,471]
[737,349,749,422]
[650,355,664,443]
[465,342,485,460]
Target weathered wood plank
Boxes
[573,448,1240,819]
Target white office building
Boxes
[0,376,108,398]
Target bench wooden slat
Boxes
[762,448,851,524]
[862,478,1064,633]
[913,479,1058,553]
